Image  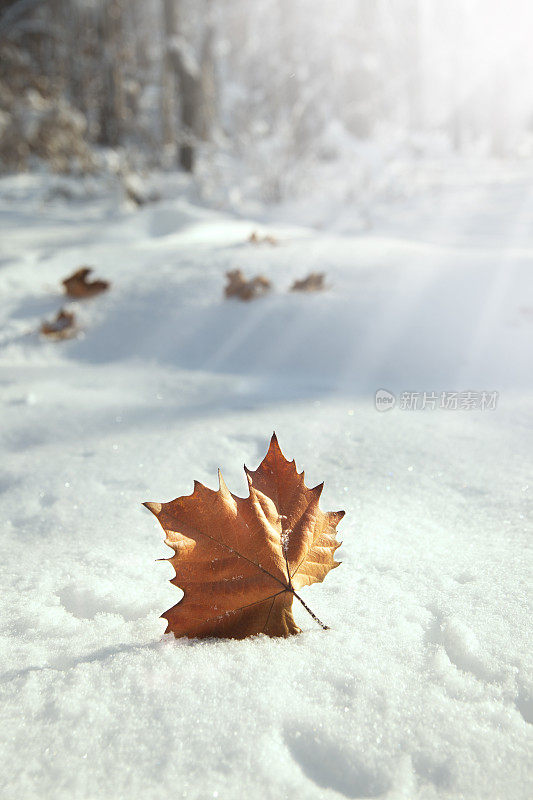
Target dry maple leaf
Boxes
[291,272,326,292]
[224,269,271,301]
[62,267,110,299]
[248,231,278,246]
[40,308,77,340]
[144,433,344,639]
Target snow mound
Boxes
[0,168,532,799]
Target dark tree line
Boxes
[0,1,530,183]
[0,0,215,172]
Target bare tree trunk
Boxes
[198,0,216,141]
[175,45,198,171]
[67,2,86,115]
[97,0,124,147]
[48,0,66,89]
[161,0,177,148]
[131,0,149,72]
[162,0,200,171]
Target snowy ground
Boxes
[0,165,532,800]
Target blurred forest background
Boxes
[1,0,533,211]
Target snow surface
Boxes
[0,165,532,800]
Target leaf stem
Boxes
[292,590,330,630]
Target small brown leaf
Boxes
[40,308,77,340]
[62,267,110,299]
[248,231,278,246]
[291,272,326,292]
[144,433,344,639]
[224,269,271,301]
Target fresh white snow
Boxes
[0,165,532,799]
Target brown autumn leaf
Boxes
[224,269,271,301]
[40,308,77,340]
[144,433,344,639]
[248,231,278,246]
[291,272,326,292]
[62,267,110,299]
